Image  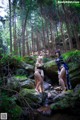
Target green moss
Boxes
[19,88,41,106]
[23,55,36,65]
[50,90,80,111]
[44,60,56,68]
[63,50,80,62]
[14,75,27,81]
[19,88,35,96]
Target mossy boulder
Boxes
[22,56,36,65]
[19,88,42,107]
[7,77,20,91]
[69,64,80,88]
[21,62,34,76]
[50,85,80,115]
[44,60,58,84]
[19,79,35,89]
[63,50,80,88]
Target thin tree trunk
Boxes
[25,31,29,55]
[21,0,31,56]
[40,5,46,52]
[13,7,18,55]
[72,23,80,49]
[31,25,34,54]
[42,19,46,51]
[36,31,40,54]
[46,20,50,54]
[62,4,73,50]
[9,0,12,53]
[60,23,67,51]
[50,22,56,53]
[18,37,22,56]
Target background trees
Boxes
[0,0,80,56]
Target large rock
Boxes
[7,76,20,91]
[21,62,34,75]
[19,79,35,89]
[69,64,80,88]
[19,88,43,107]
[44,60,58,85]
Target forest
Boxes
[0,0,80,120]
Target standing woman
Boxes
[55,50,71,91]
[34,55,44,93]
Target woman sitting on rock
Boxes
[55,50,71,91]
[34,54,44,93]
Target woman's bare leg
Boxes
[34,71,44,93]
[36,75,43,93]
[59,67,66,91]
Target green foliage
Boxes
[10,105,22,120]
[0,54,23,76]
[63,50,80,63]
[43,57,51,63]
[0,92,22,120]
[23,55,36,65]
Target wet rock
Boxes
[21,62,34,71]
[19,79,35,89]
[43,81,52,90]
[52,92,66,102]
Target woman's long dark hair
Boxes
[55,50,61,57]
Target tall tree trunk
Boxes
[22,19,26,56]
[25,31,29,55]
[9,0,12,53]
[62,4,73,50]
[72,23,80,49]
[21,0,31,56]
[36,31,39,54]
[60,22,67,51]
[18,38,22,56]
[40,5,46,52]
[46,20,50,54]
[50,22,56,53]
[42,19,46,52]
[31,25,35,54]
[13,6,18,55]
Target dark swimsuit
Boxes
[55,56,71,89]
